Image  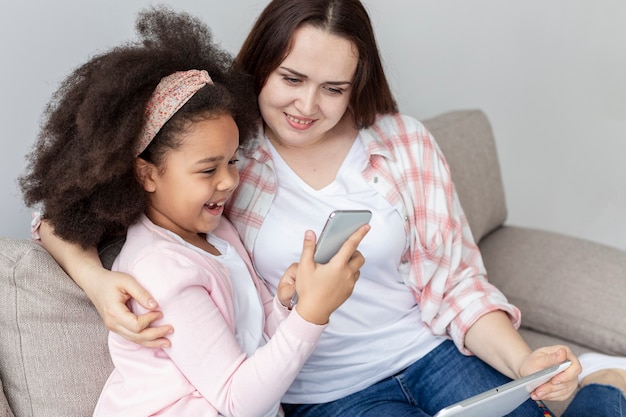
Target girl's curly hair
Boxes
[19,6,260,248]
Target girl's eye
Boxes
[228,158,239,166]
[203,168,217,175]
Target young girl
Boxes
[19,7,367,417]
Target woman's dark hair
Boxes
[235,0,397,129]
[19,6,259,248]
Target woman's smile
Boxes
[285,112,316,130]
[258,24,357,148]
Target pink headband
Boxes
[135,69,213,156]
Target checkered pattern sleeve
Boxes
[364,114,521,354]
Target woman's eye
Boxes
[283,76,301,85]
[325,86,344,95]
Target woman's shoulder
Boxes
[362,113,433,147]
[367,113,430,138]
[239,125,269,157]
[373,112,425,127]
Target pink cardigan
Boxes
[93,215,325,417]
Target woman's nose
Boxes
[295,87,318,116]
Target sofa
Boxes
[1,109,625,417]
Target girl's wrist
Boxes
[294,302,330,326]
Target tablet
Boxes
[434,360,571,417]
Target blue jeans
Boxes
[282,340,554,417]
[562,384,625,417]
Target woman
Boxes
[37,1,626,416]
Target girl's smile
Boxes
[141,114,240,246]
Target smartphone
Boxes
[290,209,372,307]
[314,210,372,264]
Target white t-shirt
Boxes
[253,136,445,403]
[174,232,266,357]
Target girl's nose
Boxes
[217,168,239,192]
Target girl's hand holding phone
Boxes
[292,225,370,325]
[277,265,298,309]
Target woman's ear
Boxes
[134,158,157,192]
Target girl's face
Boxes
[141,114,240,244]
[258,24,358,148]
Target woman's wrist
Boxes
[39,221,103,292]
[465,310,531,379]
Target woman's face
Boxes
[258,25,358,148]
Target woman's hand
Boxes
[294,224,369,325]
[520,346,581,402]
[38,219,172,348]
[89,268,173,348]
[465,310,580,402]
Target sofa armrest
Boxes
[479,226,626,355]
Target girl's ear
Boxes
[134,158,157,192]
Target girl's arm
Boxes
[464,310,581,402]
[142,258,322,417]
[141,226,366,417]
[39,220,172,348]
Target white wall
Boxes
[2,0,625,251]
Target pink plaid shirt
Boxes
[226,113,520,354]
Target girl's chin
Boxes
[199,221,220,236]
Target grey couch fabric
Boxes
[0,379,14,417]
[0,238,112,417]
[481,225,626,356]
[1,109,624,417]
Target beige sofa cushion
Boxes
[0,379,15,417]
[423,109,507,243]
[0,237,112,417]
[480,226,626,356]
